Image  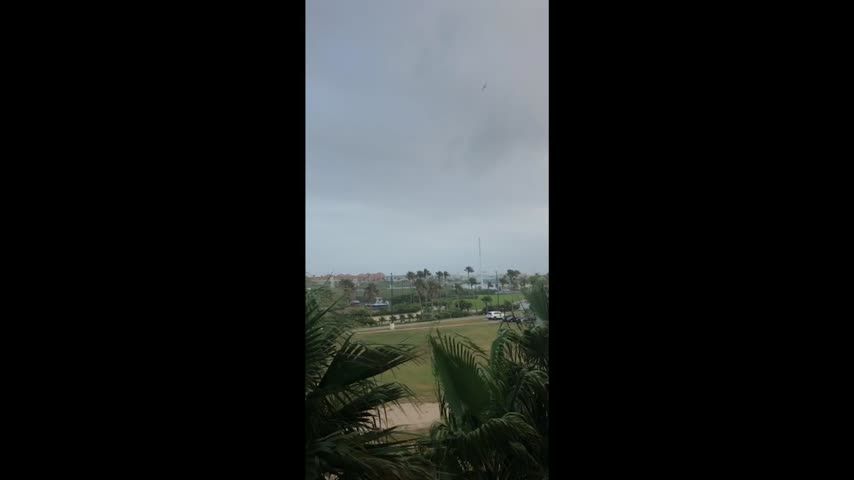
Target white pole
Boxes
[478,237,483,288]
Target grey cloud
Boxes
[307,0,548,275]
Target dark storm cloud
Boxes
[307,0,548,275]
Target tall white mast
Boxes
[478,237,483,287]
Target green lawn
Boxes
[354,322,503,401]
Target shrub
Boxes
[339,307,376,325]
[390,304,420,315]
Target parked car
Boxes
[486,311,504,320]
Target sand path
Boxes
[380,402,441,431]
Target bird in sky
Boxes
[482,82,487,91]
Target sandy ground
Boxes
[380,402,441,431]
[355,317,497,431]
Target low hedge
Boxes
[391,304,421,314]
[434,309,469,320]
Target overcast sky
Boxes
[307,0,548,277]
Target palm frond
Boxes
[306,290,433,480]
[317,335,419,392]
[429,412,543,479]
[310,428,435,479]
[318,382,416,436]
[523,281,548,324]
[305,298,353,395]
[428,312,550,479]
[428,331,492,424]
[501,326,549,374]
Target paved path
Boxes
[354,316,495,335]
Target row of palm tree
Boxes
[305,281,549,479]
[406,270,452,285]
[339,268,540,304]
[404,267,481,287]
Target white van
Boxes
[486,311,504,320]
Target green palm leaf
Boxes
[428,331,491,424]
[428,297,549,479]
[523,280,549,324]
[305,289,432,480]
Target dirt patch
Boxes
[380,402,441,431]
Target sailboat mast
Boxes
[478,237,482,287]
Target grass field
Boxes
[354,321,503,401]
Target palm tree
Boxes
[305,292,433,480]
[444,272,452,301]
[363,283,380,303]
[468,277,477,291]
[434,272,444,304]
[414,278,427,315]
[338,279,356,301]
[430,280,442,298]
[429,285,550,478]
[456,299,473,312]
[465,266,474,283]
[501,300,514,315]
[426,329,548,479]
[481,295,493,311]
[427,279,442,317]
[506,270,522,291]
[524,278,549,325]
